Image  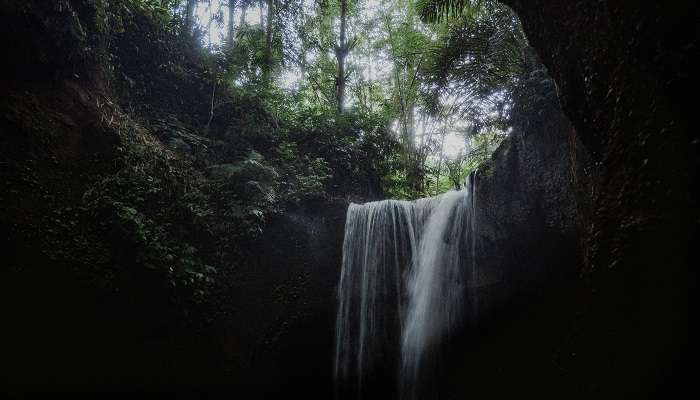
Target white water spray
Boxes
[334,177,479,397]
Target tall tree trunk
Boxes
[239,5,247,27]
[263,0,274,83]
[227,0,237,45]
[259,0,265,26]
[206,0,213,50]
[406,101,415,147]
[185,0,196,35]
[300,44,308,80]
[405,10,417,148]
[434,128,446,195]
[335,0,348,113]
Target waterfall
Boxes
[334,178,479,398]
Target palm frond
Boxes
[416,0,485,23]
[419,0,527,129]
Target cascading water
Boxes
[335,177,479,398]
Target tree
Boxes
[335,0,349,113]
[169,0,524,198]
[227,0,237,44]
[185,0,197,34]
[421,0,526,131]
[262,0,274,82]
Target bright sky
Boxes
[195,0,262,46]
[443,132,467,158]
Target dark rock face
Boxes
[473,70,593,308]
[212,197,348,397]
[434,70,596,398]
[497,0,694,396]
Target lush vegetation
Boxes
[124,0,531,199]
[2,0,540,309]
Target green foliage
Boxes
[274,142,332,202]
[80,114,218,301]
[416,0,484,22]
[9,0,537,309]
[125,0,179,22]
[207,151,279,237]
[421,0,527,128]
[279,107,402,198]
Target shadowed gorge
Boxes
[0,0,692,398]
